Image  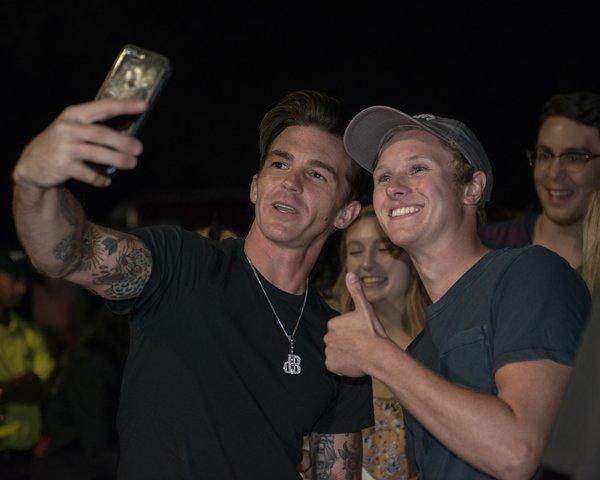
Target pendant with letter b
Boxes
[283,354,301,375]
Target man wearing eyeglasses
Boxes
[480,91,600,271]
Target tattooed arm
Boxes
[12,100,151,300]
[311,432,362,480]
[13,187,151,300]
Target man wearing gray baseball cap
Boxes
[324,105,590,479]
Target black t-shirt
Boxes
[405,246,590,480]
[108,225,373,480]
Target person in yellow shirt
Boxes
[0,249,55,477]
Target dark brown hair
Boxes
[539,91,600,137]
[258,90,363,203]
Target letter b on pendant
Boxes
[283,354,301,375]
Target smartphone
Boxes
[90,44,172,176]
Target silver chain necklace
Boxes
[245,252,308,375]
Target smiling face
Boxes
[344,216,411,305]
[250,125,357,250]
[372,129,468,250]
[534,116,600,228]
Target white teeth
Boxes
[548,190,571,198]
[274,203,295,212]
[361,276,385,285]
[390,206,421,217]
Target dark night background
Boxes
[2,2,599,249]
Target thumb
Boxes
[346,272,388,337]
[346,272,371,313]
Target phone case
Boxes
[93,44,172,175]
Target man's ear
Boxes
[334,200,361,229]
[250,174,258,204]
[463,171,486,206]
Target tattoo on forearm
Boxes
[53,224,109,269]
[312,433,362,480]
[53,233,77,263]
[80,224,104,270]
[338,434,361,480]
[313,434,338,480]
[51,219,151,299]
[54,189,85,265]
[57,189,80,227]
[91,236,152,299]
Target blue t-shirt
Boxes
[405,246,590,480]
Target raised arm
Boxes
[12,99,152,300]
[310,432,362,480]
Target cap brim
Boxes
[343,106,425,172]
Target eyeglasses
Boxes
[527,148,600,173]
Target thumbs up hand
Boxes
[324,272,389,377]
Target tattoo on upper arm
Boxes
[52,218,152,299]
[312,433,361,480]
[102,237,120,255]
[91,235,152,299]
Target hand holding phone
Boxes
[90,44,172,176]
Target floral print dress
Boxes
[362,396,408,480]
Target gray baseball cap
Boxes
[344,106,493,202]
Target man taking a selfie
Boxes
[12,90,373,479]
